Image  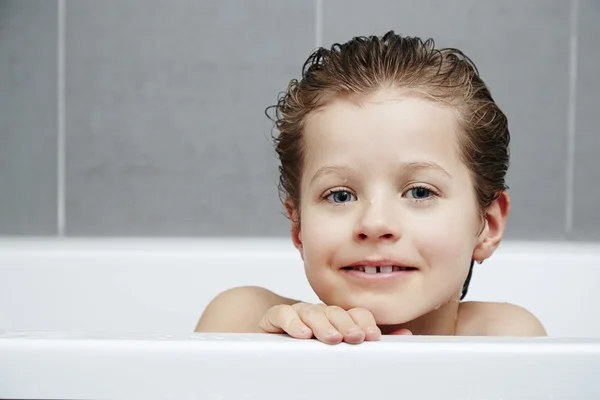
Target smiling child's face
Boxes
[288,89,488,325]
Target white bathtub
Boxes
[1,238,599,336]
[1,238,600,399]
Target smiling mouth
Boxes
[342,266,417,274]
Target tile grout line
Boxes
[565,0,579,238]
[57,0,66,236]
[315,0,322,48]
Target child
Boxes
[196,31,546,343]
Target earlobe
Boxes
[473,191,510,262]
[285,199,303,256]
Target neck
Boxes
[378,296,461,336]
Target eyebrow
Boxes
[309,161,452,185]
[402,161,453,179]
[310,165,354,186]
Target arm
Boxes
[194,286,298,333]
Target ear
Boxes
[285,198,303,258]
[472,191,510,263]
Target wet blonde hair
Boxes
[268,31,510,217]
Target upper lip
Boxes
[345,258,418,269]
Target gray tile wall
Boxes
[0,0,58,235]
[0,0,597,239]
[322,0,572,241]
[572,0,600,240]
[64,0,314,236]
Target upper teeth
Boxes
[358,266,395,273]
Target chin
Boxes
[322,293,426,325]
[368,305,425,325]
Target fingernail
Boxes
[327,329,342,338]
[299,326,311,335]
[346,327,364,336]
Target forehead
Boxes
[302,91,465,175]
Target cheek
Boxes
[410,203,479,267]
[299,208,349,263]
[298,208,351,303]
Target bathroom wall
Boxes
[1,0,598,240]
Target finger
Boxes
[388,327,413,336]
[347,307,381,341]
[325,306,366,344]
[297,305,343,344]
[259,305,312,339]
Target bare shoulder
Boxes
[457,301,547,336]
[194,286,298,333]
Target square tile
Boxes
[65,0,315,236]
[322,0,571,239]
[571,0,600,240]
[0,0,58,235]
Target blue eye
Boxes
[326,190,356,203]
[408,187,432,200]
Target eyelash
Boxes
[321,188,356,206]
[404,184,440,203]
[321,185,440,204]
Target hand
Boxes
[259,302,403,344]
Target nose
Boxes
[353,198,402,242]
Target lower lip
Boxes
[341,268,417,283]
